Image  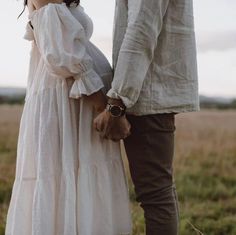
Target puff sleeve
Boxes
[29,3,104,98]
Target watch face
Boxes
[110,105,122,117]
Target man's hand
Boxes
[93,110,131,142]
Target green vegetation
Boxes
[1,106,236,235]
[0,95,25,105]
[176,152,236,235]
[200,99,236,110]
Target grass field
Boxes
[0,105,236,235]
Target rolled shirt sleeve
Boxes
[29,3,104,98]
[107,0,170,108]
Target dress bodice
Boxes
[24,4,93,41]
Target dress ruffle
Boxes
[23,22,34,41]
[69,70,104,99]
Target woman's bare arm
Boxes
[31,0,63,10]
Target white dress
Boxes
[5,3,132,235]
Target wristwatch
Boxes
[106,103,126,117]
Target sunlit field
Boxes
[0,105,236,235]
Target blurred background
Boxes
[0,0,236,234]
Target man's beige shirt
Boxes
[107,0,199,115]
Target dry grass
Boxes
[0,105,23,234]
[174,110,236,235]
[0,105,236,235]
[175,110,236,179]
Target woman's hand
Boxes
[84,90,107,113]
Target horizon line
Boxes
[0,86,235,99]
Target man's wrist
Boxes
[105,97,126,117]
[107,97,126,108]
[106,103,126,117]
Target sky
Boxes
[0,0,236,98]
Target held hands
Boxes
[93,110,131,142]
[85,91,131,141]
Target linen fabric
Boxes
[108,0,199,115]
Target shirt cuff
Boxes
[69,70,104,99]
[106,89,134,108]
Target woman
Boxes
[5,0,132,234]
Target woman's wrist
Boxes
[86,90,107,112]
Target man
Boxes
[94,0,199,234]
